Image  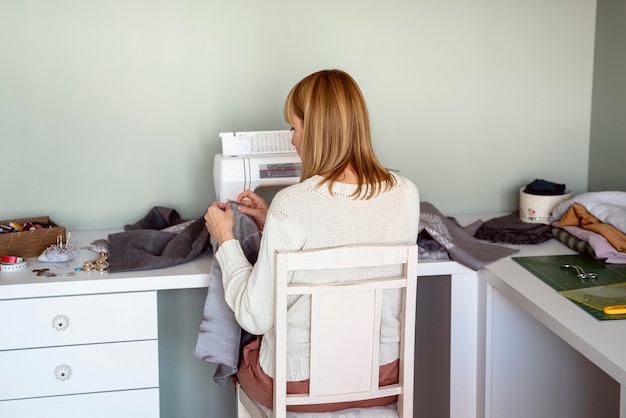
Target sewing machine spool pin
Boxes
[560,264,598,281]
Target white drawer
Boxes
[0,388,160,418]
[0,340,159,401]
[0,291,157,350]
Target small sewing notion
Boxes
[0,255,27,272]
[560,264,599,281]
[38,233,77,263]
[82,253,109,272]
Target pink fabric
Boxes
[236,336,399,412]
[560,225,626,264]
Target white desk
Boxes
[1,229,624,417]
[0,230,216,417]
[418,235,594,418]
[1,229,483,417]
[483,248,626,418]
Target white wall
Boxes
[1,0,596,230]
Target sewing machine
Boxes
[213,130,301,202]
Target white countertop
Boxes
[0,217,578,298]
[483,254,626,387]
[0,230,213,300]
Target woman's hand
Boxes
[204,201,235,246]
[236,190,269,231]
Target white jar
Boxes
[519,187,572,224]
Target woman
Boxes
[205,69,419,412]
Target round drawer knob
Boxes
[55,364,72,381]
[52,314,70,331]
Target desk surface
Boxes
[0,221,588,298]
[1,222,574,299]
[484,252,626,388]
[0,230,213,300]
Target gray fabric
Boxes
[475,211,553,245]
[419,202,519,270]
[194,202,261,386]
[107,206,210,273]
[418,218,483,261]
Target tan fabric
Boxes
[237,336,399,412]
[559,203,626,252]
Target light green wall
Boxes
[1,0,596,229]
[158,288,237,418]
[588,0,626,191]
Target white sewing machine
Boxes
[213,130,301,202]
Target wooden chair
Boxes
[237,244,418,418]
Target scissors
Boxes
[560,264,598,281]
[83,253,109,272]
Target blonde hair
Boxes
[284,69,395,199]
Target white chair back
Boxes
[239,244,418,418]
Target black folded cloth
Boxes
[108,206,210,272]
[475,211,553,245]
[523,179,567,196]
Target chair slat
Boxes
[280,245,414,270]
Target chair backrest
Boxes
[272,244,418,418]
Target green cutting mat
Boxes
[513,255,626,320]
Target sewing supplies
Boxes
[82,253,109,272]
[32,267,78,278]
[1,255,22,264]
[1,221,52,233]
[560,264,599,281]
[33,268,56,277]
[9,221,24,231]
[38,233,77,263]
[603,305,626,315]
[0,255,28,272]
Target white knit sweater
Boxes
[216,173,420,381]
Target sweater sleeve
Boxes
[215,197,305,335]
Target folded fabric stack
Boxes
[474,211,554,245]
[523,178,568,196]
[551,191,626,264]
[418,202,519,270]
